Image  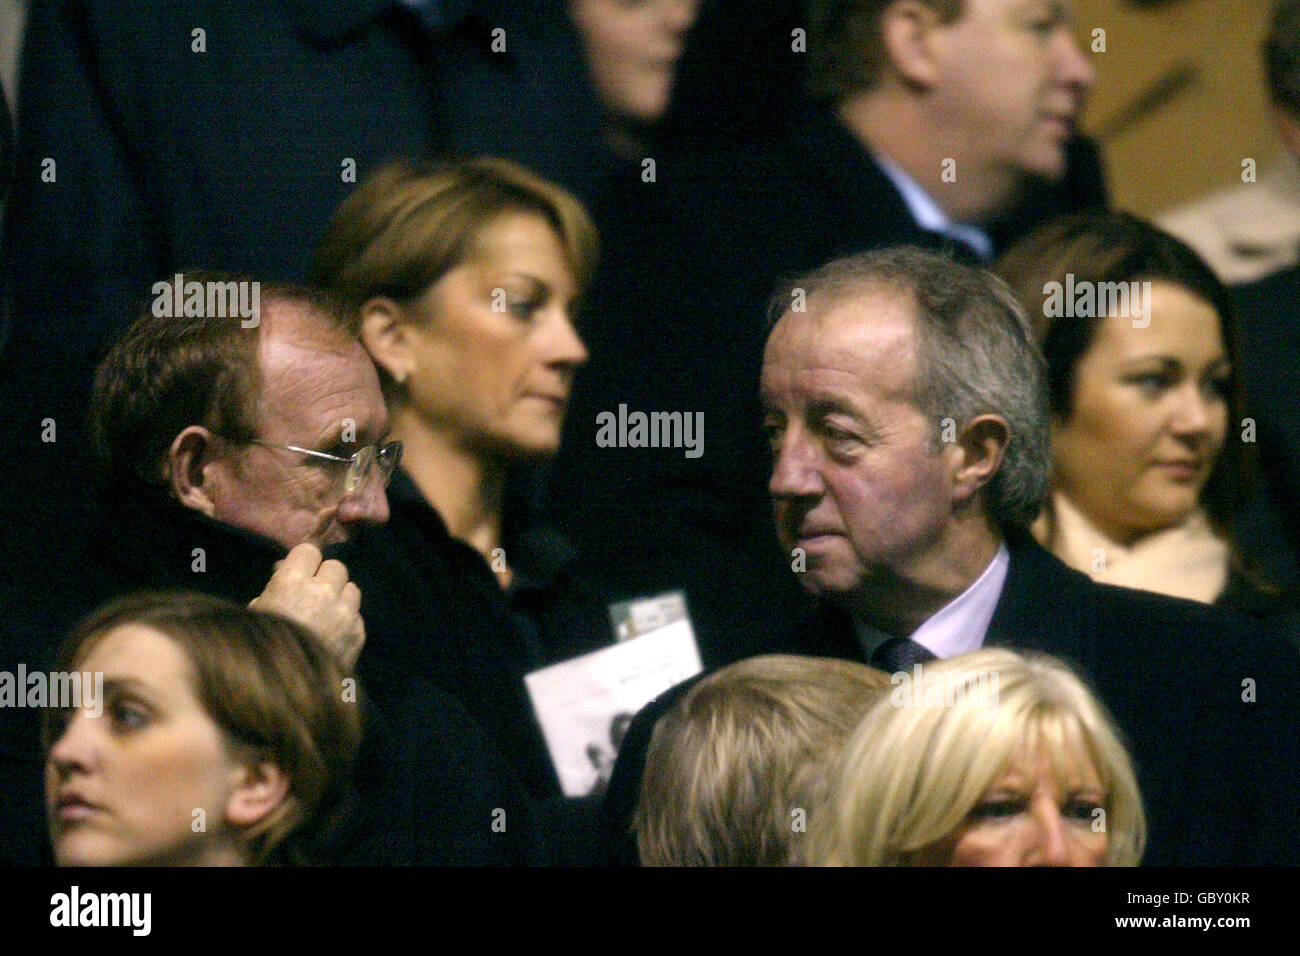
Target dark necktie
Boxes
[920,230,987,265]
[870,636,937,674]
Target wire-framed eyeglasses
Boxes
[246,438,403,495]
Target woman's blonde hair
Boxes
[812,649,1146,866]
[310,155,599,336]
[634,655,891,866]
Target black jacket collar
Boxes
[983,530,1091,666]
[788,108,925,244]
[385,468,578,594]
[89,487,288,609]
[786,107,987,262]
[786,531,1093,666]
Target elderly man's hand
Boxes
[250,544,365,670]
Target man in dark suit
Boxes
[600,247,1300,866]
[553,0,1104,664]
[0,278,382,863]
[84,276,392,657]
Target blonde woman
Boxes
[813,649,1145,867]
[312,159,611,861]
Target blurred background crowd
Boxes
[0,0,1298,868]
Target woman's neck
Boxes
[391,405,507,564]
[1038,491,1160,551]
[1037,490,1228,603]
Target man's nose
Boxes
[1058,29,1097,92]
[769,427,824,500]
[338,468,390,526]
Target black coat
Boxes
[1233,266,1300,575]
[16,489,544,865]
[5,0,601,367]
[598,534,1300,866]
[351,470,614,863]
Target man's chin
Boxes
[321,527,368,565]
[796,564,862,601]
[1023,143,1070,182]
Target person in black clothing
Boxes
[312,156,614,862]
[0,277,540,866]
[1234,264,1300,583]
[83,276,391,656]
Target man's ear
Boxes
[169,426,220,516]
[359,297,416,387]
[950,414,1010,504]
[225,758,290,830]
[1270,103,1300,158]
[879,0,948,89]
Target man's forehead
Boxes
[257,305,386,438]
[766,285,919,382]
[256,297,350,349]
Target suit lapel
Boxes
[787,109,931,253]
[985,533,1094,672]
[788,534,1098,669]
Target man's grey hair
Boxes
[767,246,1050,529]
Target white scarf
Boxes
[1034,492,1229,604]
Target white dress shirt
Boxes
[874,152,995,261]
[853,542,1011,661]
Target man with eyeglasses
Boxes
[85,274,398,664]
[61,273,544,866]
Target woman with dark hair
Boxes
[45,591,361,866]
[997,211,1296,630]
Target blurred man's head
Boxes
[761,248,1048,617]
[1266,0,1300,153]
[91,275,392,548]
[634,655,891,866]
[809,0,1095,217]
